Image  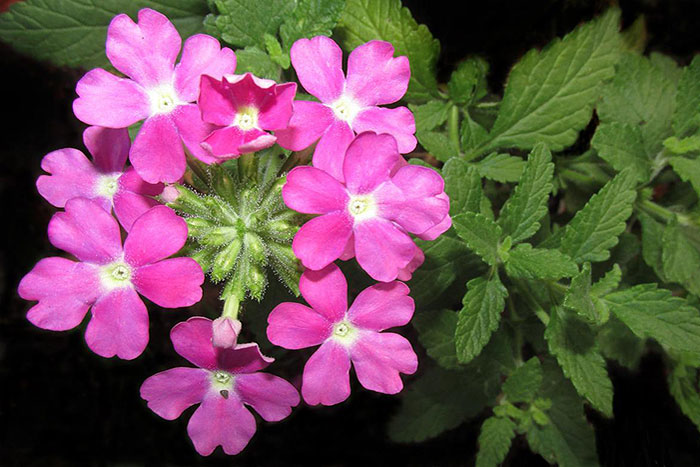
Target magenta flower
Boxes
[275,36,416,182]
[37,126,163,231]
[73,8,236,183]
[282,132,450,282]
[267,264,417,406]
[140,317,299,456]
[18,199,204,359]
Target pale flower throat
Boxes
[347,194,377,223]
[148,84,183,115]
[329,95,362,124]
[100,261,133,291]
[234,106,259,131]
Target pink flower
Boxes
[282,132,451,282]
[140,317,299,456]
[37,126,163,231]
[182,73,296,161]
[275,36,416,182]
[18,199,204,360]
[73,8,236,183]
[267,264,417,406]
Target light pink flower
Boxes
[282,132,450,282]
[37,126,163,231]
[267,264,417,406]
[276,36,416,182]
[18,199,204,360]
[73,8,236,183]
[212,316,242,349]
[140,317,299,456]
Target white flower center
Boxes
[95,174,120,198]
[148,84,183,115]
[331,320,358,346]
[233,106,259,131]
[329,95,362,124]
[210,370,235,398]
[100,261,132,290]
[347,194,377,222]
[214,371,232,385]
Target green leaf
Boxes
[448,57,489,105]
[591,122,650,182]
[410,101,451,132]
[673,55,700,137]
[545,308,613,416]
[503,357,543,403]
[453,213,503,266]
[279,0,345,51]
[598,317,645,370]
[664,135,700,155]
[234,46,281,80]
[476,153,525,183]
[564,263,602,324]
[662,220,700,296]
[498,143,554,243]
[204,0,293,48]
[505,244,577,280]
[442,159,487,217]
[638,213,668,281]
[475,9,621,154]
[621,15,647,53]
[461,113,490,152]
[0,0,207,68]
[605,284,700,354]
[455,275,508,364]
[263,33,289,69]
[668,364,700,432]
[416,130,459,162]
[560,169,637,264]
[590,264,622,297]
[337,0,440,101]
[413,310,459,369]
[669,157,700,196]
[475,417,517,467]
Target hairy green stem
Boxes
[222,294,240,320]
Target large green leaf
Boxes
[673,55,700,137]
[475,416,517,467]
[591,122,650,182]
[279,0,345,51]
[413,309,459,369]
[452,213,503,266]
[502,357,543,403]
[505,244,578,281]
[661,220,700,296]
[204,0,294,49]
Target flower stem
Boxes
[222,294,240,320]
[636,198,693,226]
[448,104,460,151]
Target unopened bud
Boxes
[211,238,242,281]
[212,317,242,349]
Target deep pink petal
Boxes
[292,212,353,271]
[312,119,355,183]
[397,246,424,281]
[218,343,274,374]
[267,302,332,349]
[85,287,149,360]
[83,126,130,172]
[350,331,417,394]
[174,34,236,102]
[36,148,104,209]
[339,234,355,261]
[199,75,236,126]
[302,341,351,406]
[343,132,399,194]
[354,218,416,282]
[171,317,219,369]
[140,367,209,420]
[352,107,417,154]
[417,208,452,241]
[19,257,100,331]
[133,257,204,308]
[202,126,274,158]
[238,133,277,154]
[236,372,300,422]
[345,40,410,106]
[282,166,348,214]
[275,100,334,151]
[187,393,256,456]
[290,36,345,103]
[106,8,180,87]
[299,264,348,322]
[172,104,219,164]
[258,82,296,130]
[226,73,276,107]
[73,68,150,128]
[117,167,164,198]
[130,114,186,183]
[48,198,122,264]
[347,282,414,331]
[113,169,163,231]
[124,205,188,267]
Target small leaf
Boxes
[503,357,543,403]
[590,264,622,297]
[475,416,517,467]
[410,100,452,132]
[591,122,650,182]
[564,263,601,324]
[664,135,700,155]
[476,153,525,183]
[668,364,700,432]
[235,46,281,80]
[669,157,700,196]
[416,130,459,162]
[461,114,490,152]
[505,244,578,280]
[598,317,645,370]
[453,213,503,266]
[448,57,489,104]
[441,159,487,217]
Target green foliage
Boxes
[413,309,459,369]
[475,416,517,467]
[503,357,543,403]
[442,159,489,217]
[476,153,526,183]
[204,0,293,49]
[673,56,700,137]
[591,122,650,182]
[505,244,578,281]
[452,213,503,266]
[669,363,700,432]
[279,0,345,51]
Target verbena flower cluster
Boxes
[19,8,451,456]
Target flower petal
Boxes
[292,211,353,271]
[312,120,355,183]
[299,264,348,322]
[124,205,188,267]
[397,245,424,281]
[113,168,163,231]
[218,343,274,374]
[172,104,219,164]
[352,106,417,154]
[354,218,415,282]
[73,68,150,127]
[302,341,351,406]
[347,282,414,331]
[83,126,130,173]
[342,132,399,194]
[174,34,236,102]
[275,100,334,151]
[130,114,186,183]
[133,257,204,308]
[267,302,332,349]
[345,40,410,106]
[290,36,345,103]
[140,367,209,420]
[282,166,348,214]
[48,198,122,264]
[171,317,219,369]
[36,148,104,209]
[187,393,256,456]
[106,8,180,87]
[417,200,452,241]
[350,331,417,394]
[85,287,149,360]
[258,82,297,130]
[199,75,236,127]
[236,372,300,422]
[202,126,273,158]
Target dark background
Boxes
[2,0,700,465]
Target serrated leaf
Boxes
[662,220,700,296]
[475,9,621,154]
[664,135,700,155]
[453,213,503,265]
[621,15,647,52]
[545,308,613,416]
[503,357,543,403]
[590,264,622,296]
[505,244,578,280]
[0,0,207,68]
[204,0,293,49]
[461,113,490,153]
[591,122,650,182]
[498,143,554,243]
[410,100,451,132]
[413,310,458,369]
[416,130,459,162]
[449,57,489,105]
[337,0,440,101]
[605,284,700,354]
[638,213,668,281]
[560,169,637,264]
[475,416,517,467]
[263,33,289,69]
[442,158,487,217]
[455,275,508,363]
[564,263,601,323]
[279,0,345,51]
[673,55,700,137]
[669,156,700,196]
[476,153,525,183]
[234,46,281,80]
[598,317,644,370]
[668,365,700,432]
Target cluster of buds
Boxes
[19,9,451,456]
